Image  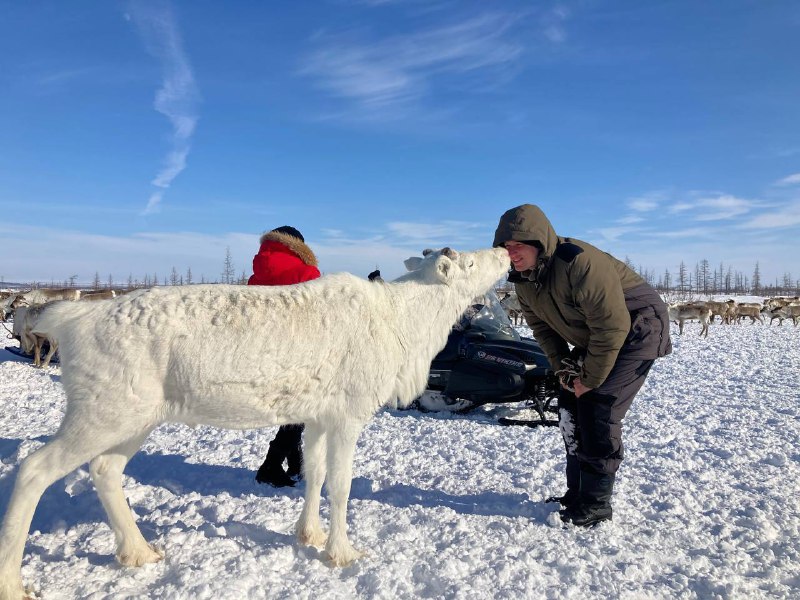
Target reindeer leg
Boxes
[41,340,58,369]
[89,429,163,567]
[0,424,127,598]
[33,339,42,368]
[297,422,328,547]
[324,420,365,567]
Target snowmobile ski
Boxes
[497,417,558,428]
[3,345,59,364]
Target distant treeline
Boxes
[4,252,799,299]
[495,258,798,300]
[623,258,799,299]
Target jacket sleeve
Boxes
[570,256,630,388]
[516,287,570,371]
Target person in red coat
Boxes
[249,225,321,487]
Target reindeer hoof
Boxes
[117,543,164,567]
[0,577,33,600]
[297,528,328,548]
[325,545,366,567]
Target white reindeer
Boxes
[0,246,510,599]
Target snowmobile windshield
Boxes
[455,291,520,340]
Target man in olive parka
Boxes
[494,204,671,526]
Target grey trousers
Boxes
[558,355,654,476]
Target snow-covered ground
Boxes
[1,317,800,599]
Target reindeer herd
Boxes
[496,291,800,338]
[1,288,118,367]
[663,296,800,337]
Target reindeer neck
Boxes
[388,282,468,352]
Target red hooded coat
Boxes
[247,230,320,286]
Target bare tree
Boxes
[677,261,689,298]
[185,267,193,286]
[624,256,635,271]
[698,259,710,294]
[222,246,235,284]
[752,262,761,295]
[170,267,180,286]
[662,268,672,291]
[93,271,101,290]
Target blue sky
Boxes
[2,0,799,285]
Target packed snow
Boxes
[1,312,799,599]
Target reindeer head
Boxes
[396,246,509,291]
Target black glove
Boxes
[555,357,582,392]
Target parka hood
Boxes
[259,231,318,268]
[493,204,559,275]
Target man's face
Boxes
[504,240,539,272]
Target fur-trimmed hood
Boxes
[259,231,318,268]
[248,231,321,286]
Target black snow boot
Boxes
[546,454,580,507]
[281,424,304,481]
[560,471,615,527]
[255,444,295,487]
[286,445,303,481]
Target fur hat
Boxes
[270,225,304,242]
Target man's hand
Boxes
[556,357,582,393]
[572,379,592,398]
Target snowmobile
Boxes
[411,290,560,427]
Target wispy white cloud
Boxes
[664,194,755,221]
[627,193,662,212]
[775,173,800,186]
[691,194,755,221]
[617,215,645,225]
[739,199,800,230]
[127,2,198,215]
[143,191,164,215]
[668,202,694,214]
[648,227,716,239]
[37,67,95,86]
[386,220,483,241]
[594,226,639,242]
[540,6,570,43]
[315,219,491,278]
[299,12,527,120]
[317,220,487,249]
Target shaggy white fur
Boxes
[0,246,509,599]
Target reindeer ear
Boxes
[404,257,423,272]
[435,255,454,282]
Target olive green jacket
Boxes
[494,204,668,388]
